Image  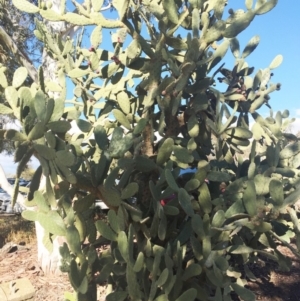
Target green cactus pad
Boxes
[96,219,118,241]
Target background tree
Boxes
[0,0,41,154]
[2,1,300,301]
[0,0,41,81]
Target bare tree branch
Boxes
[0,25,38,83]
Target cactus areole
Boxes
[3,1,300,301]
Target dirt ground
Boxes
[0,215,108,301]
[1,215,300,301]
[246,245,300,301]
[0,241,73,301]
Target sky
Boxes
[1,0,300,176]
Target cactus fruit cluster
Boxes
[2,0,300,301]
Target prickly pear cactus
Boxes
[3,1,300,301]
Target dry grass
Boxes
[0,214,36,247]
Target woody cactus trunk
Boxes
[2,0,300,300]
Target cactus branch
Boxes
[270,230,300,259]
